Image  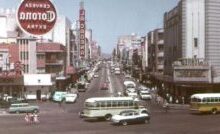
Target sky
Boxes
[0,0,179,54]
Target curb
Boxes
[168,104,189,110]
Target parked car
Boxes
[111,110,150,126]
[65,93,77,103]
[8,103,39,114]
[100,82,108,90]
[52,91,67,102]
[139,90,152,100]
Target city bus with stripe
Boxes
[190,93,220,114]
[79,97,148,120]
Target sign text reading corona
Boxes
[17,0,57,36]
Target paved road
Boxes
[0,64,220,134]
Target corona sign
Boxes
[17,0,57,36]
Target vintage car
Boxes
[111,110,150,126]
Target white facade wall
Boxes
[85,29,92,59]
[142,36,148,71]
[28,40,37,74]
[185,0,205,58]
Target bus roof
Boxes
[85,97,134,103]
[191,93,220,98]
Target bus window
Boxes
[214,97,219,102]
[124,101,128,107]
[100,102,106,107]
[96,102,100,107]
[85,102,96,107]
[118,101,123,107]
[192,97,201,103]
[112,101,117,107]
[107,101,111,107]
[129,101,133,106]
[203,98,208,103]
[211,98,215,103]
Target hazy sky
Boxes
[0,0,179,54]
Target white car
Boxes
[139,91,152,100]
[111,110,150,126]
[65,93,77,103]
[125,88,138,98]
[93,74,99,78]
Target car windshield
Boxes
[78,84,85,89]
[127,84,135,88]
[66,94,76,97]
[119,110,135,115]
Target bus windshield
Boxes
[191,97,202,103]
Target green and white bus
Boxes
[79,97,147,120]
[190,93,220,114]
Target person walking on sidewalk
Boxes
[163,101,169,113]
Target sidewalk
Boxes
[168,103,190,110]
[0,108,7,115]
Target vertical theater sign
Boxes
[17,0,57,36]
[79,2,86,58]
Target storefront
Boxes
[24,74,53,100]
[0,75,23,98]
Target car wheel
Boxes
[145,119,150,124]
[121,121,128,126]
[104,114,112,121]
[212,108,217,115]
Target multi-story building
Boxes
[148,29,164,74]
[117,34,142,65]
[154,0,220,103]
[36,43,66,75]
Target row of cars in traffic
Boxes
[123,75,152,100]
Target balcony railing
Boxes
[46,60,64,65]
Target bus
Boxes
[79,97,147,120]
[190,93,220,114]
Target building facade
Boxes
[148,29,164,74]
[154,0,220,103]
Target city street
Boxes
[0,64,220,134]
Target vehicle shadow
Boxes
[190,112,219,116]
[84,118,107,122]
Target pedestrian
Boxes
[29,113,34,124]
[163,101,169,112]
[25,113,30,124]
[33,113,39,124]
[182,96,185,104]
[169,96,173,103]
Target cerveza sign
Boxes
[17,0,57,36]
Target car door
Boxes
[125,112,135,124]
[134,112,144,123]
